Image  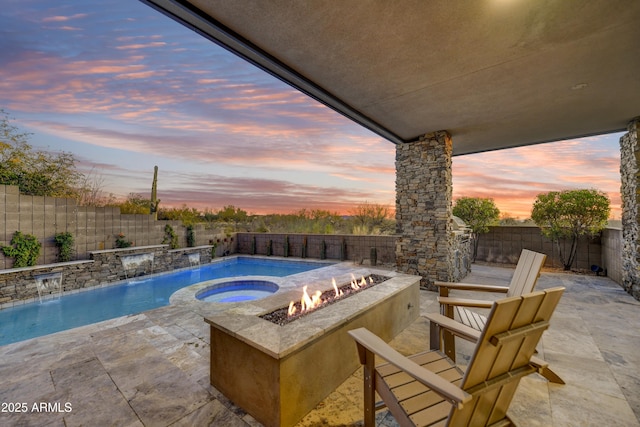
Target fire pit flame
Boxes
[300,285,323,312]
[287,275,372,318]
[332,278,343,298]
[350,274,370,290]
[262,274,389,326]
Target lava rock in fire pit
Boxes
[260,274,389,326]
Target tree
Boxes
[118,193,151,214]
[75,167,116,207]
[216,205,249,232]
[531,189,610,270]
[158,205,202,225]
[349,201,393,234]
[453,197,500,261]
[0,109,82,197]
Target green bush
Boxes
[162,224,179,249]
[115,233,132,248]
[2,231,41,267]
[186,224,195,247]
[54,231,74,262]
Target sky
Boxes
[0,1,623,219]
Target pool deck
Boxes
[1,262,639,426]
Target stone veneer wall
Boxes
[0,245,214,305]
[395,131,455,288]
[620,118,640,299]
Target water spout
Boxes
[34,272,63,303]
[120,253,155,279]
[187,252,200,267]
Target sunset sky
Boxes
[1,1,623,219]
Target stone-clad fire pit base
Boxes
[204,271,420,427]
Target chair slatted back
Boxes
[447,287,564,426]
[506,249,547,297]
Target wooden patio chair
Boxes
[432,249,562,384]
[349,286,565,427]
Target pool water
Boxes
[0,257,326,346]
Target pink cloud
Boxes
[42,13,88,22]
[116,42,167,50]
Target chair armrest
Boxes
[438,296,494,309]
[434,281,510,293]
[424,313,481,343]
[529,355,549,370]
[348,328,471,408]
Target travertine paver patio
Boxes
[1,263,639,426]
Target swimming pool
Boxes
[0,257,327,346]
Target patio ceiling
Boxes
[142,0,640,155]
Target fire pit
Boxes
[204,269,420,427]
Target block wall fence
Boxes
[0,184,225,269]
[236,228,621,281]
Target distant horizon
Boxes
[0,1,623,220]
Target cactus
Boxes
[340,238,347,261]
[370,247,377,266]
[301,236,307,258]
[284,235,290,257]
[251,236,256,255]
[266,239,273,256]
[320,240,326,260]
[150,165,160,220]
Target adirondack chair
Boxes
[349,287,565,427]
[432,249,566,384]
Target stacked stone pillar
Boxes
[395,131,454,289]
[620,117,640,299]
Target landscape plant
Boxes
[349,201,394,234]
[186,224,195,247]
[283,235,290,257]
[162,224,179,249]
[531,188,610,270]
[2,231,41,267]
[115,233,132,248]
[1,109,82,198]
[118,193,151,215]
[301,236,308,258]
[150,165,160,220]
[452,197,500,261]
[340,238,347,261]
[53,231,74,262]
[210,240,218,258]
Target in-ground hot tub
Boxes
[204,269,420,427]
[196,279,279,303]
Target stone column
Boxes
[620,117,640,300]
[395,131,454,289]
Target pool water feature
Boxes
[0,257,328,346]
[196,279,279,303]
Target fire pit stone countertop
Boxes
[203,265,421,427]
